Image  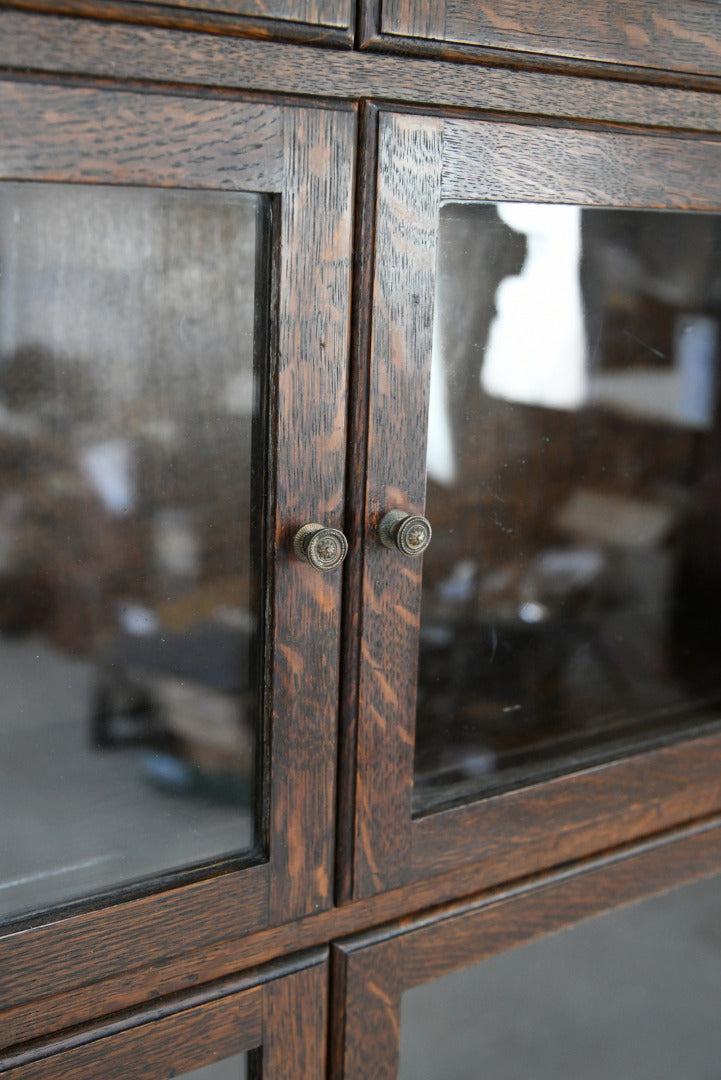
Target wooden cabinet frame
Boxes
[3,951,328,1079]
[0,79,354,1041]
[350,107,721,901]
[332,817,721,1080]
[361,0,721,83]
[0,0,355,47]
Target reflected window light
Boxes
[426,312,457,485]
[590,313,718,429]
[482,203,587,410]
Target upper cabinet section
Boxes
[370,1,721,80]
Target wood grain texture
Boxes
[0,82,353,1023]
[262,962,328,1079]
[349,107,721,904]
[0,865,268,1014]
[3,15,721,133]
[411,729,721,883]
[2,952,328,1077]
[1,0,354,43]
[335,815,721,1079]
[2,990,263,1080]
[439,0,721,80]
[123,0,352,28]
[380,0,444,39]
[4,814,721,1048]
[0,82,284,191]
[330,941,402,1080]
[399,824,721,986]
[267,104,355,922]
[442,117,721,208]
[336,101,379,906]
[352,112,443,899]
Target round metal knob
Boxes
[293,523,348,572]
[379,510,432,556]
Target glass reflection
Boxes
[0,182,268,920]
[417,202,721,811]
[399,874,721,1080]
[181,1053,248,1080]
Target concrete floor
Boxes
[0,635,251,921]
[400,871,721,1080]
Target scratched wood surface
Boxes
[376,0,721,80]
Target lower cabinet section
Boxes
[2,956,327,1080]
[332,857,721,1080]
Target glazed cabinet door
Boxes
[0,81,353,1044]
[350,107,721,900]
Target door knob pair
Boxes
[293,511,432,572]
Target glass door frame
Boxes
[0,78,353,1042]
[332,818,721,1080]
[350,106,721,901]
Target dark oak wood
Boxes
[2,989,263,1079]
[269,102,355,922]
[3,14,721,131]
[262,961,329,1078]
[1,951,327,1078]
[379,0,444,40]
[5,812,721,1048]
[353,111,442,897]
[351,108,721,900]
[336,101,380,906]
[375,0,721,81]
[442,117,721,207]
[122,0,352,27]
[4,10,721,1077]
[0,76,353,1027]
[0,82,284,190]
[2,0,354,45]
[333,818,721,1080]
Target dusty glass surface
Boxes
[0,182,269,920]
[416,202,721,812]
[182,1053,248,1080]
[400,873,721,1080]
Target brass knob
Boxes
[293,523,348,572]
[379,510,432,556]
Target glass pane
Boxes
[400,872,721,1080]
[416,202,721,812]
[182,1053,248,1080]
[0,182,269,921]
